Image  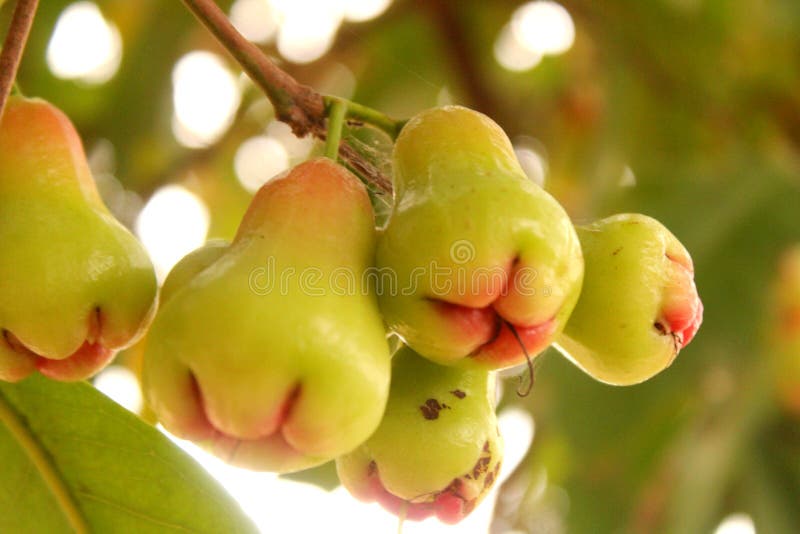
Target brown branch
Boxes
[424,0,501,123]
[0,0,39,119]
[180,0,392,194]
[181,0,323,136]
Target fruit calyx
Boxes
[2,307,115,381]
[361,440,501,525]
[655,252,704,353]
[182,372,306,461]
[430,295,558,368]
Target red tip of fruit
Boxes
[2,314,115,381]
[360,463,475,524]
[432,300,497,346]
[432,298,556,366]
[659,252,703,350]
[680,299,703,347]
[471,319,555,366]
[182,377,306,464]
[35,341,115,381]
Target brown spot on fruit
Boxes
[450,389,466,399]
[472,456,491,479]
[612,247,623,256]
[420,398,449,420]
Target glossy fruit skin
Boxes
[377,105,583,370]
[0,96,157,382]
[554,213,703,385]
[143,158,391,472]
[771,246,800,414]
[337,345,502,524]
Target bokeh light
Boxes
[514,145,548,186]
[46,1,122,84]
[234,136,290,192]
[276,1,342,64]
[93,366,143,414]
[340,0,393,23]
[620,165,637,187]
[230,0,279,44]
[494,24,542,72]
[265,120,315,159]
[172,51,242,148]
[511,1,575,55]
[225,0,393,63]
[497,406,535,485]
[135,185,210,280]
[714,513,756,534]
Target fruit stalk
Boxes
[0,0,39,119]
[324,98,348,161]
[323,95,404,140]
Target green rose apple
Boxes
[554,213,703,385]
[143,158,392,472]
[0,96,157,382]
[337,345,502,524]
[377,105,583,370]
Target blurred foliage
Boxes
[3,0,800,532]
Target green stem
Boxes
[0,389,89,534]
[325,96,405,140]
[325,99,348,161]
[0,0,39,120]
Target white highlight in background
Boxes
[94,366,143,414]
[136,185,210,280]
[265,120,315,159]
[341,0,393,22]
[47,2,122,84]
[511,1,575,55]
[276,1,342,64]
[494,24,542,72]
[230,0,279,44]
[158,400,537,533]
[714,514,756,534]
[497,406,535,485]
[514,145,548,186]
[620,165,637,187]
[172,51,241,148]
[234,136,290,193]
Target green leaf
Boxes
[279,461,340,492]
[0,375,257,534]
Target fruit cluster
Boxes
[0,99,703,524]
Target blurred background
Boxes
[4,0,800,532]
